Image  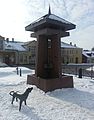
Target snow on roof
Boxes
[84,50,94,54]
[31,14,73,25]
[4,41,26,51]
[49,14,72,24]
[83,50,94,58]
[25,13,76,32]
[82,51,90,58]
[30,14,71,25]
[61,42,78,48]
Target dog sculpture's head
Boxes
[27,87,33,93]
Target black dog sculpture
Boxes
[9,87,33,111]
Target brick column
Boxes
[35,35,48,78]
[51,35,62,78]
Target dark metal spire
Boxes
[48,5,51,15]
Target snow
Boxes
[61,42,78,48]
[49,14,71,24]
[29,13,73,29]
[83,51,90,58]
[0,66,94,120]
[0,62,8,67]
[83,50,94,58]
[4,41,26,51]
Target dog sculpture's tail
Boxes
[9,91,19,102]
[9,91,15,96]
[9,91,19,96]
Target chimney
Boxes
[74,44,76,47]
[6,38,9,42]
[12,38,14,42]
[70,42,72,45]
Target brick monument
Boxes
[25,7,76,92]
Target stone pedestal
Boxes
[27,74,73,92]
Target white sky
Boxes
[0,0,30,41]
[0,0,94,50]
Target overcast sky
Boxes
[0,0,94,50]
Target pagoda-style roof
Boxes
[25,12,76,32]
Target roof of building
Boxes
[25,40,80,49]
[83,50,94,58]
[4,41,26,51]
[82,51,90,58]
[4,39,80,51]
[61,42,79,48]
[25,9,76,32]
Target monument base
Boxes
[27,74,74,92]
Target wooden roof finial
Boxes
[48,5,51,15]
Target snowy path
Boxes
[0,67,94,120]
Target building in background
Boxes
[23,40,36,65]
[82,50,94,63]
[0,35,83,66]
[61,42,82,64]
[25,40,82,65]
[0,36,28,65]
[0,35,5,62]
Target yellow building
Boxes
[61,42,82,64]
[5,41,28,65]
[0,35,82,66]
[25,40,82,65]
[0,37,28,65]
[24,40,36,65]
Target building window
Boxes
[29,56,31,63]
[75,57,78,63]
[29,47,31,51]
[24,56,27,62]
[67,50,69,54]
[20,55,23,63]
[76,50,78,54]
[72,58,74,63]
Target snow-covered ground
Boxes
[0,66,94,120]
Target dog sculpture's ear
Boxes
[28,87,33,92]
[30,87,33,91]
[31,87,33,90]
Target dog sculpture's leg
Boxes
[24,100,27,105]
[16,98,18,102]
[11,96,15,104]
[19,101,22,111]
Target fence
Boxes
[62,63,94,79]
